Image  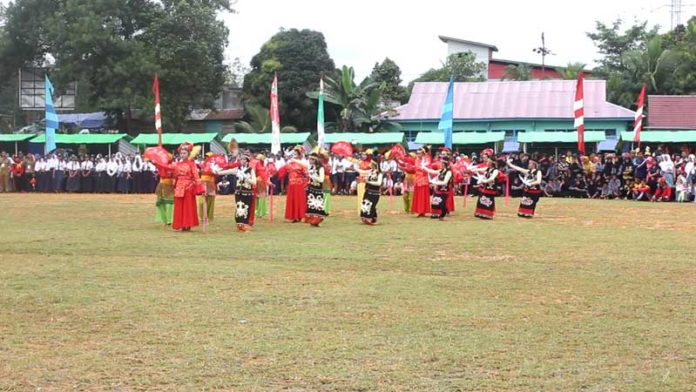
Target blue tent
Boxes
[57,112,107,129]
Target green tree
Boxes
[0,0,231,133]
[586,19,658,72]
[502,64,532,81]
[556,62,586,80]
[228,57,250,88]
[587,19,678,107]
[669,17,696,94]
[368,58,408,107]
[414,52,486,82]
[408,52,486,94]
[243,28,336,131]
[234,104,297,133]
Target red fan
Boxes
[204,153,227,167]
[389,144,406,161]
[330,141,354,157]
[143,146,171,167]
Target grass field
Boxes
[0,193,695,391]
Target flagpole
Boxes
[633,84,646,150]
[153,74,163,147]
[574,73,585,155]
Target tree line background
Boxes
[1,0,695,134]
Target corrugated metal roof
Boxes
[518,131,606,143]
[323,132,404,145]
[0,134,36,142]
[620,130,696,142]
[131,133,218,145]
[393,80,635,121]
[647,95,696,129]
[438,35,498,51]
[415,131,504,145]
[30,134,129,144]
[188,109,245,121]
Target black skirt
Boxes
[105,175,117,193]
[235,188,254,227]
[37,172,49,192]
[475,187,496,219]
[305,183,327,218]
[133,171,145,193]
[52,170,65,192]
[518,187,542,218]
[66,174,81,193]
[117,174,130,193]
[431,189,448,218]
[94,172,104,193]
[360,183,380,221]
[81,174,94,193]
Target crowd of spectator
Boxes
[2,146,695,203]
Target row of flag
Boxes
[42,73,646,156]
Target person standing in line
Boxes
[65,156,81,193]
[80,155,94,193]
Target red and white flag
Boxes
[270,73,281,154]
[633,84,646,147]
[153,74,163,146]
[574,73,585,155]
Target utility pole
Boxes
[670,0,682,30]
[532,32,554,74]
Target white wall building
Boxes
[438,36,498,79]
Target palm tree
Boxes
[623,35,678,92]
[501,64,532,81]
[307,65,384,132]
[557,62,586,80]
[233,104,297,133]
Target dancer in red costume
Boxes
[398,146,431,216]
[169,143,201,231]
[278,146,309,222]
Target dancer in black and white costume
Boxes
[507,157,543,218]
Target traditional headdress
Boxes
[177,142,193,153]
[481,148,495,158]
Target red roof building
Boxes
[646,95,696,129]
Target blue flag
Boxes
[45,75,59,154]
[437,78,454,149]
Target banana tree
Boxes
[307,65,384,132]
[556,62,586,80]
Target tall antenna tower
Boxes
[670,0,683,30]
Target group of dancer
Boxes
[146,141,544,233]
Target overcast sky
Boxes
[223,0,693,82]
[2,0,693,82]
